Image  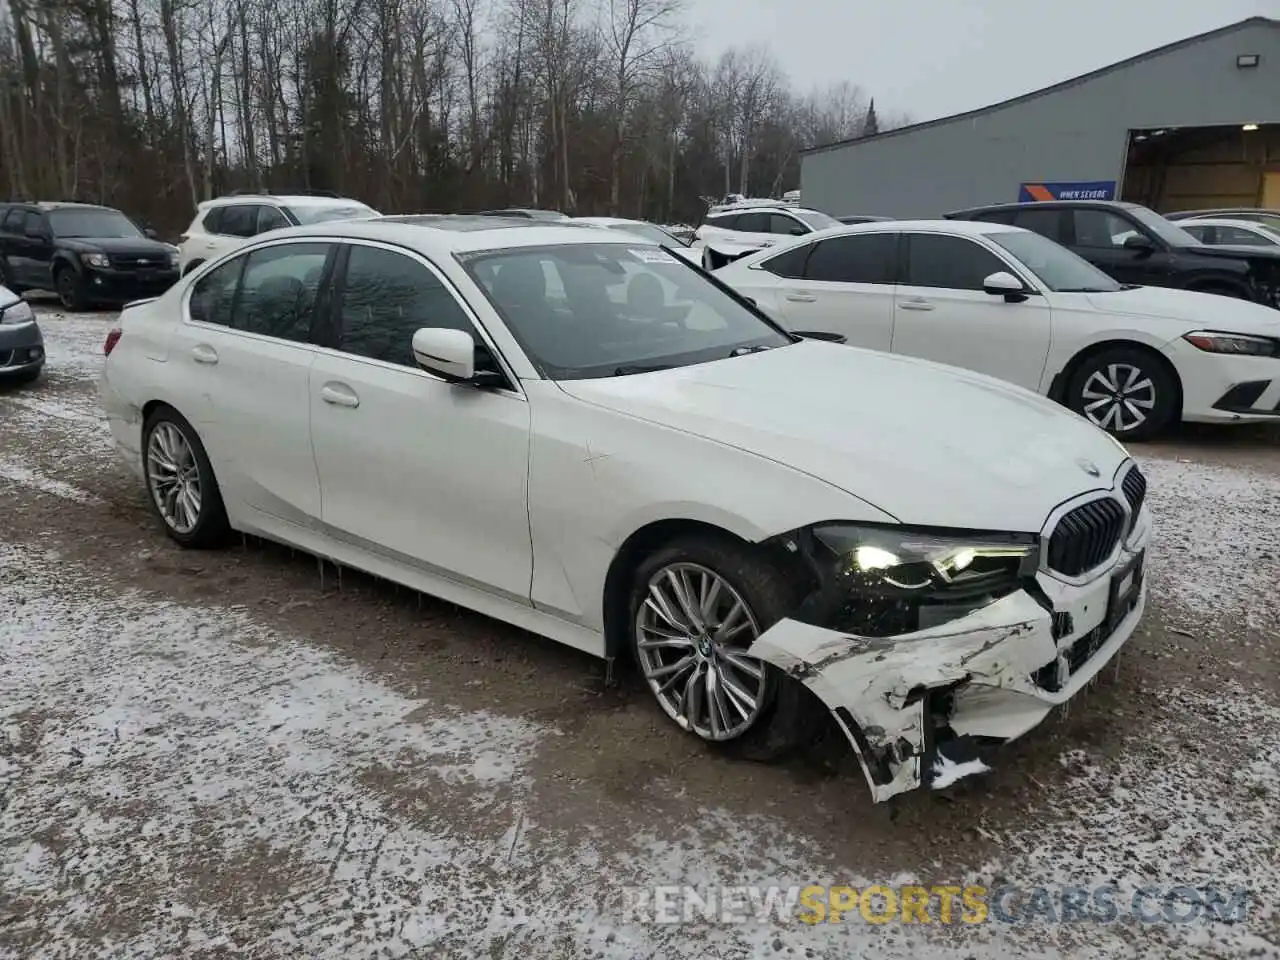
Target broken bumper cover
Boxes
[748,512,1151,802]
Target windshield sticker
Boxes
[629,247,678,264]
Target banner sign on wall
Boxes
[1019,181,1117,202]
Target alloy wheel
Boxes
[635,562,769,741]
[57,271,78,310]
[1080,363,1156,434]
[147,421,202,534]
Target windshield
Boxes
[988,230,1122,293]
[285,203,378,225]
[1125,205,1201,247]
[48,208,143,239]
[461,242,793,380]
[606,222,690,247]
[792,209,841,231]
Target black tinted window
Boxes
[257,206,292,233]
[973,209,1017,225]
[338,245,474,367]
[0,209,22,233]
[1013,207,1064,242]
[216,205,258,238]
[705,214,738,230]
[804,234,897,284]
[1071,210,1141,249]
[905,234,1009,290]
[734,212,770,233]
[234,243,331,341]
[189,257,245,326]
[768,213,807,236]
[761,243,811,279]
[201,207,224,233]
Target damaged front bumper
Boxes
[748,510,1151,802]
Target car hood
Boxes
[696,226,781,256]
[1185,243,1280,263]
[58,236,175,257]
[1081,285,1280,333]
[558,340,1127,533]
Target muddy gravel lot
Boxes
[2,301,1278,959]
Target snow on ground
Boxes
[1137,455,1280,630]
[3,539,1276,958]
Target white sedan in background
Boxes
[1177,218,1280,249]
[571,217,702,264]
[715,220,1280,440]
[100,218,1149,801]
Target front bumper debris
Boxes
[748,518,1150,801]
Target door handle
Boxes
[784,292,817,303]
[191,344,219,364]
[320,382,360,408]
[898,299,935,311]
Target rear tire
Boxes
[142,406,231,548]
[1066,346,1178,442]
[628,533,822,761]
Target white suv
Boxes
[694,199,841,270]
[177,194,379,275]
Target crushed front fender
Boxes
[747,576,1147,802]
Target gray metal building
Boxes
[801,17,1280,219]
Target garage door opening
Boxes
[1121,123,1280,215]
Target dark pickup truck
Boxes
[0,201,179,310]
[945,200,1280,309]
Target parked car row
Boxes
[99,213,1152,800]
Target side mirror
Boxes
[412,327,505,387]
[789,227,806,236]
[793,330,847,343]
[982,271,1029,301]
[412,327,476,381]
[1123,234,1155,254]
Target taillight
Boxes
[104,328,122,356]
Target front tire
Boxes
[142,407,230,548]
[1067,346,1178,441]
[55,267,88,311]
[628,534,819,760]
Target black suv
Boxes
[0,202,179,310]
[945,200,1280,308]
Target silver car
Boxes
[0,286,44,383]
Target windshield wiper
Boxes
[728,344,773,357]
[613,363,674,376]
[1056,287,1113,293]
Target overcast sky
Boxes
[689,0,1273,122]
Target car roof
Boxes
[201,194,367,209]
[573,216,656,227]
[35,201,117,212]
[260,218,652,253]
[1177,217,1275,230]
[1167,207,1277,218]
[947,200,1142,217]
[815,218,1023,237]
[708,202,826,216]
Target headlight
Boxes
[0,298,34,325]
[791,524,1039,637]
[168,251,180,268]
[1183,331,1276,356]
[81,252,110,268]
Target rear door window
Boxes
[257,205,292,233]
[215,205,260,238]
[233,243,333,342]
[768,213,808,236]
[804,233,897,284]
[1013,207,1065,243]
[734,212,770,233]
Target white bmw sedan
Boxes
[100,218,1150,801]
[715,220,1280,441]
